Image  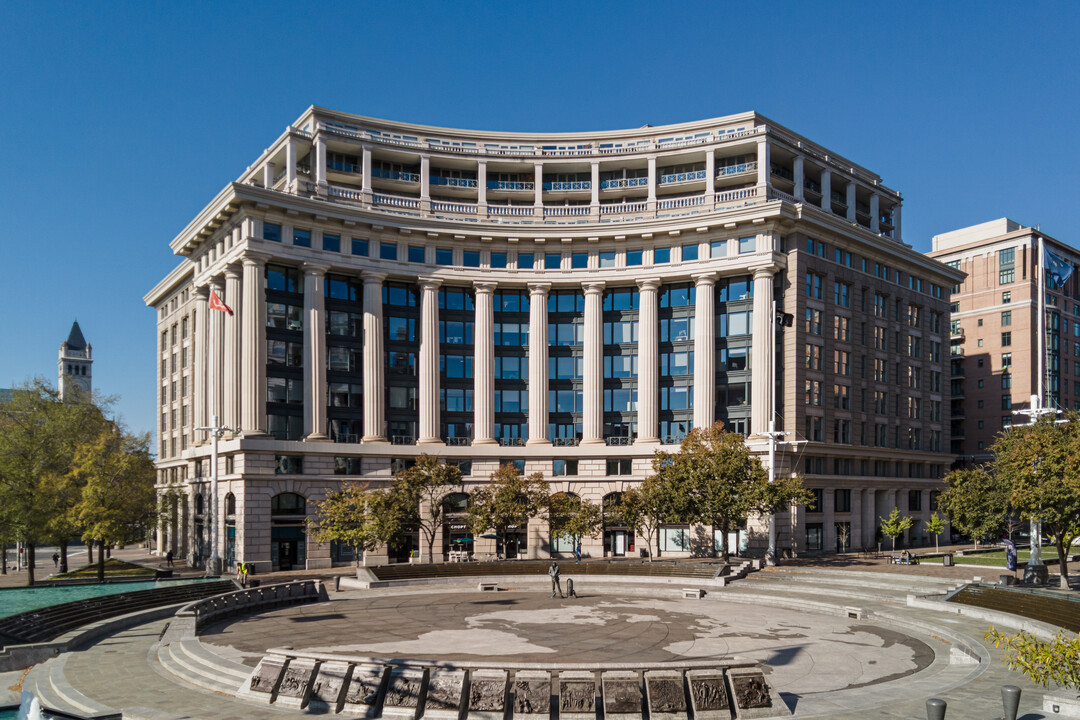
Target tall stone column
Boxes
[193,285,209,433]
[756,136,770,188]
[223,265,242,432]
[240,254,268,436]
[361,146,373,204]
[581,282,606,446]
[647,155,657,212]
[208,276,226,426]
[863,488,877,548]
[285,137,298,190]
[820,168,831,211]
[793,155,804,201]
[314,134,327,192]
[527,283,551,446]
[418,278,443,444]
[473,282,497,445]
[420,155,431,213]
[751,267,776,436]
[636,279,661,444]
[362,271,388,443]
[533,163,543,209]
[846,181,857,222]
[892,203,902,242]
[869,194,880,233]
[590,162,600,209]
[693,273,716,430]
[302,262,329,440]
[477,160,488,213]
[850,488,864,553]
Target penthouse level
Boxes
[147,108,961,574]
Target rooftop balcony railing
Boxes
[770,164,794,181]
[430,176,478,188]
[600,200,648,215]
[489,204,534,216]
[331,433,360,444]
[391,435,417,445]
[543,181,591,191]
[373,193,421,210]
[445,436,472,446]
[659,169,707,185]
[657,195,706,211]
[716,161,757,177]
[499,437,527,447]
[606,436,634,446]
[372,168,420,183]
[830,191,847,206]
[552,437,580,447]
[545,205,591,217]
[600,177,649,190]
[487,180,534,191]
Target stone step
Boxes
[23,663,73,719]
[751,570,957,595]
[46,654,116,718]
[177,637,251,685]
[158,640,241,695]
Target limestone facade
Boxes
[146,106,963,572]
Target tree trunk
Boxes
[1,544,6,575]
[87,540,94,565]
[1056,536,1070,590]
[719,519,730,563]
[26,540,36,587]
[97,540,106,582]
[60,541,69,574]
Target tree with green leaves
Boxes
[939,467,1009,551]
[307,483,401,568]
[879,507,915,552]
[615,474,677,561]
[71,429,157,582]
[466,464,549,557]
[391,455,463,562]
[0,380,110,585]
[925,512,946,553]
[548,493,603,552]
[991,414,1080,589]
[986,626,1080,692]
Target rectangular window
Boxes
[293,228,311,247]
[553,459,579,476]
[1001,310,1011,326]
[626,249,643,266]
[463,250,480,268]
[323,234,340,252]
[263,223,282,242]
[491,252,507,268]
[738,236,756,254]
[808,489,824,513]
[710,240,726,259]
[999,247,1015,285]
[682,243,699,261]
[380,242,397,260]
[545,253,562,269]
[572,252,588,269]
[599,251,616,268]
[352,238,369,256]
[606,459,633,476]
[1001,332,1012,347]
[517,252,534,269]
[654,247,671,264]
[408,245,426,263]
[806,273,823,299]
[833,281,850,307]
[835,489,852,513]
[436,248,453,266]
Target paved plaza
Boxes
[1,557,1072,719]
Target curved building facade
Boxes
[146,107,963,571]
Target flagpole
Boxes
[1032,234,1046,573]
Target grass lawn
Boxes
[951,545,1060,566]
[54,557,156,578]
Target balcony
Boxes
[430,176,477,188]
[600,177,649,190]
[499,437,526,447]
[552,437,580,447]
[372,168,419,183]
[606,436,634,446]
[950,346,965,357]
[543,181,591,191]
[770,164,794,181]
[487,180,534,191]
[327,160,362,174]
[331,433,360,444]
[391,435,416,445]
[659,169,706,186]
[445,436,471,446]
[716,161,757,178]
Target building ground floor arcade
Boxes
[153,443,950,574]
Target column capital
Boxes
[473,281,497,294]
[692,272,717,286]
[582,281,606,295]
[301,261,331,276]
[224,263,242,280]
[528,282,551,296]
[636,278,662,292]
[419,276,443,291]
[753,266,778,280]
[241,251,271,268]
[194,284,210,299]
[208,275,225,291]
[362,270,388,283]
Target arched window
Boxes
[442,492,470,514]
[225,493,236,516]
[602,492,624,526]
[194,493,204,515]
[271,492,306,515]
[549,492,581,554]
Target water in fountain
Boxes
[16,691,43,720]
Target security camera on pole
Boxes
[197,288,240,577]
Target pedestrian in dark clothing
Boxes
[574,543,582,562]
[52,553,59,569]
[166,550,174,567]
[548,561,564,598]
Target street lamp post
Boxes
[764,302,795,566]
[195,415,237,576]
[1012,394,1059,581]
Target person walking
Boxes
[52,553,59,569]
[165,550,174,567]
[549,561,564,598]
[574,542,582,563]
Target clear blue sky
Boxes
[1,1,1077,441]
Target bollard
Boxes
[926,698,946,720]
[566,578,577,598]
[334,575,341,592]
[1001,685,1021,720]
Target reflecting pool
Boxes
[0,577,221,619]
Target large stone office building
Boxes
[146,107,963,572]
[930,218,1080,465]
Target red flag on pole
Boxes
[209,290,233,316]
